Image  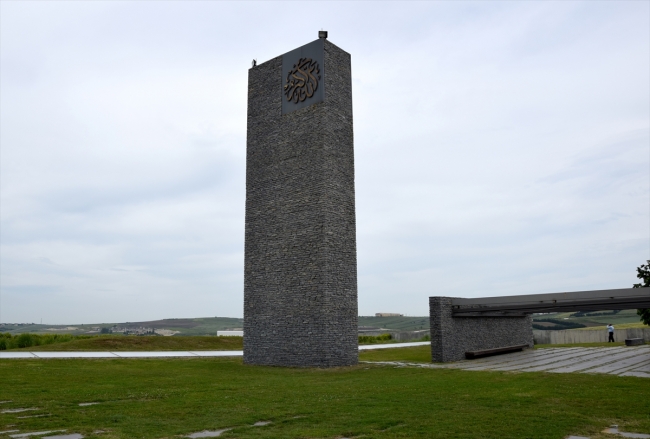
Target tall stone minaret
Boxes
[243,32,357,367]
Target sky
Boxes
[1,1,648,324]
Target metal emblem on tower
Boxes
[284,58,321,103]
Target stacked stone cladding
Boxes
[243,40,358,367]
[429,297,533,362]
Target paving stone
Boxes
[547,348,639,373]
[44,435,84,439]
[186,429,230,438]
[449,350,561,370]
[0,353,36,359]
[602,426,650,438]
[358,342,429,351]
[9,431,65,438]
[451,349,563,369]
[584,353,650,374]
[110,352,199,358]
[1,408,39,414]
[626,360,650,373]
[188,351,243,357]
[469,349,598,371]
[526,347,634,372]
[31,352,119,359]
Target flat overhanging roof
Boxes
[447,288,650,315]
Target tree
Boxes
[633,260,650,326]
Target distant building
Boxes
[375,313,403,317]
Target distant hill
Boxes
[1,315,431,335]
[358,316,429,331]
[2,310,642,336]
[531,309,642,330]
[0,317,244,336]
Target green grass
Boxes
[4,334,429,350]
[0,355,648,439]
[8,335,243,351]
[359,345,432,363]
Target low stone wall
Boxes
[533,328,650,344]
[429,297,533,362]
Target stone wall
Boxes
[429,297,534,362]
[533,328,650,344]
[243,39,358,367]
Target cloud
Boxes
[1,1,648,323]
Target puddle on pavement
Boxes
[253,421,271,427]
[1,408,39,414]
[78,403,99,407]
[186,429,231,438]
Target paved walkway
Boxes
[2,344,648,378]
[367,345,650,378]
[0,341,431,359]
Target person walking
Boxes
[607,324,615,342]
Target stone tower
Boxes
[243,34,357,367]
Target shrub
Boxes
[16,333,37,348]
[0,333,91,350]
[358,333,392,344]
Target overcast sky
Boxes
[1,1,648,324]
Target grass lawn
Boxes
[10,336,243,352]
[1,351,648,439]
[5,335,421,351]
[359,345,432,363]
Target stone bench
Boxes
[625,338,645,346]
[465,344,529,359]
